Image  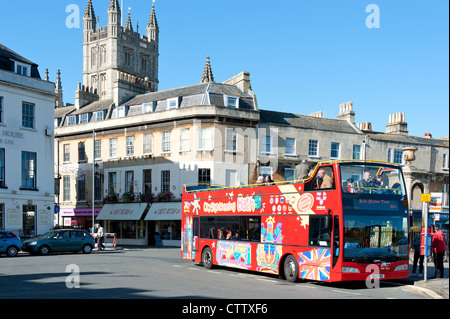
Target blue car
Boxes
[21,229,95,255]
[0,230,21,257]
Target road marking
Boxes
[331,289,361,295]
[256,278,277,283]
[298,284,316,289]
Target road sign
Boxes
[421,193,431,202]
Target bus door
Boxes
[193,217,199,254]
[182,216,199,260]
[332,216,340,268]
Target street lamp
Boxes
[92,128,95,234]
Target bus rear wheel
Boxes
[283,255,299,283]
[202,247,214,269]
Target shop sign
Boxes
[429,193,442,213]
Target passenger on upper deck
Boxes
[320,172,334,189]
[313,168,335,189]
[264,175,274,184]
[342,178,354,193]
[358,172,373,188]
[295,159,310,180]
[314,169,325,189]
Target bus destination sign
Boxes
[353,199,398,211]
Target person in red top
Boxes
[432,224,447,278]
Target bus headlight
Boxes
[342,267,360,273]
[394,264,408,271]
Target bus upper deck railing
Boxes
[183,159,402,194]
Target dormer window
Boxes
[94,111,104,121]
[14,61,30,76]
[67,115,77,126]
[79,113,89,124]
[168,98,178,109]
[224,95,239,108]
[143,103,153,113]
[117,106,126,118]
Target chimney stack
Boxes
[309,111,323,118]
[337,101,355,124]
[358,121,372,131]
[386,112,408,135]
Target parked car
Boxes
[0,230,21,257]
[21,229,95,255]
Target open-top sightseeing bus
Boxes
[181,160,410,283]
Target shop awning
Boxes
[145,202,181,221]
[97,203,149,221]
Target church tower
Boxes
[107,0,121,37]
[147,5,159,44]
[83,0,96,43]
[80,0,159,106]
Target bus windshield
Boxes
[343,214,409,262]
[340,163,406,196]
[340,163,409,262]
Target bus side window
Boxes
[306,167,335,190]
[309,215,331,247]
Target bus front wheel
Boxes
[202,247,214,269]
[283,255,299,283]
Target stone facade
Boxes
[0,43,56,235]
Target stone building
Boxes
[0,43,56,235]
[55,54,259,245]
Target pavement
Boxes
[400,258,449,299]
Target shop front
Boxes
[0,200,54,236]
[60,208,101,230]
[145,202,181,247]
[96,203,149,245]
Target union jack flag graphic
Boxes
[297,248,331,281]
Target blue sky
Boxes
[1,0,448,138]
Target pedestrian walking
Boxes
[412,234,424,277]
[432,224,447,278]
[96,223,105,250]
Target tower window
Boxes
[124,49,134,66]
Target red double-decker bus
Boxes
[181,160,410,282]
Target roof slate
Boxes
[259,109,359,134]
[366,132,449,146]
[0,43,41,78]
[121,82,255,109]
[71,99,114,115]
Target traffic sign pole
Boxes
[421,194,431,282]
